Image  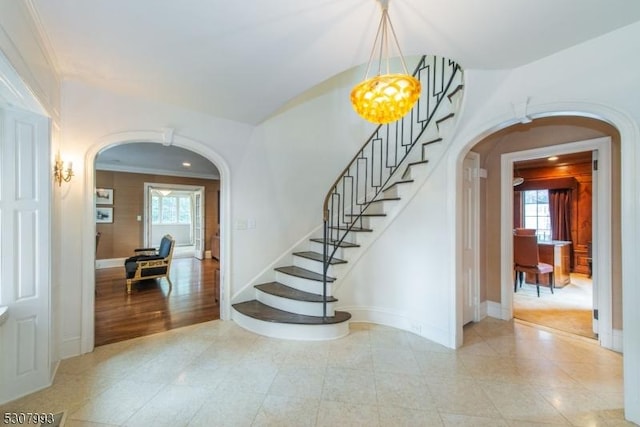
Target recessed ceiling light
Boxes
[548,156,559,161]
[182,162,191,167]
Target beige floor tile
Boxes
[1,318,631,426]
[377,405,443,426]
[415,350,473,379]
[368,327,411,349]
[460,354,526,384]
[315,400,380,427]
[217,359,279,394]
[187,389,264,427]
[440,413,510,427]
[479,381,570,425]
[426,376,501,418]
[374,371,436,411]
[267,365,326,399]
[65,420,120,427]
[327,344,374,370]
[252,395,320,427]
[68,379,164,425]
[553,360,624,394]
[537,387,628,427]
[322,367,377,405]
[122,384,211,427]
[371,346,421,375]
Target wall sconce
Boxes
[53,151,74,186]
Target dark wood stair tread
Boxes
[233,300,351,325]
[328,226,372,232]
[344,212,387,217]
[255,282,337,303]
[275,265,335,282]
[293,251,346,264]
[369,197,401,204]
[383,179,414,191]
[436,112,455,125]
[310,238,360,248]
[423,137,443,146]
[407,159,429,167]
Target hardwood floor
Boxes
[95,257,219,346]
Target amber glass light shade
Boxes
[350,73,421,124]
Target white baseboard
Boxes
[59,336,82,359]
[343,306,453,349]
[612,329,623,353]
[486,300,506,319]
[478,301,488,320]
[95,258,126,269]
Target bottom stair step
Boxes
[233,300,351,325]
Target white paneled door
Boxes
[0,106,51,403]
[462,152,480,325]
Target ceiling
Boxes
[515,151,593,170]
[95,143,219,179]
[31,0,640,126]
[29,1,640,176]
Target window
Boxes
[152,194,192,225]
[523,189,551,240]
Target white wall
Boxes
[57,69,373,353]
[336,22,640,422]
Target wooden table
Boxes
[531,240,572,287]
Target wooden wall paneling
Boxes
[517,162,592,273]
[95,170,220,259]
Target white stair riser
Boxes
[293,255,336,276]
[383,182,412,199]
[232,310,349,341]
[275,271,333,295]
[308,241,349,260]
[437,118,455,139]
[256,291,336,317]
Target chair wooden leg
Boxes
[126,279,132,294]
[166,276,173,293]
[550,273,554,294]
[535,275,540,297]
[518,272,523,287]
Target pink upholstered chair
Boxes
[513,235,554,297]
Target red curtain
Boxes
[549,189,573,267]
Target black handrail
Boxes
[321,55,461,318]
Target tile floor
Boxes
[1,318,634,426]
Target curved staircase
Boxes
[232,55,464,340]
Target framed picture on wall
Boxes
[95,188,113,205]
[96,207,113,223]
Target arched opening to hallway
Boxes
[80,132,232,352]
[91,142,222,345]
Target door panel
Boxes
[0,107,51,403]
[462,153,479,324]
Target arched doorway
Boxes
[457,115,620,350]
[80,131,232,352]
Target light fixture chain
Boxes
[364,9,386,79]
[385,7,410,75]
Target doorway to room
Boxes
[502,136,614,346]
[92,141,222,346]
[511,152,595,339]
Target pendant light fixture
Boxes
[350,0,421,124]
